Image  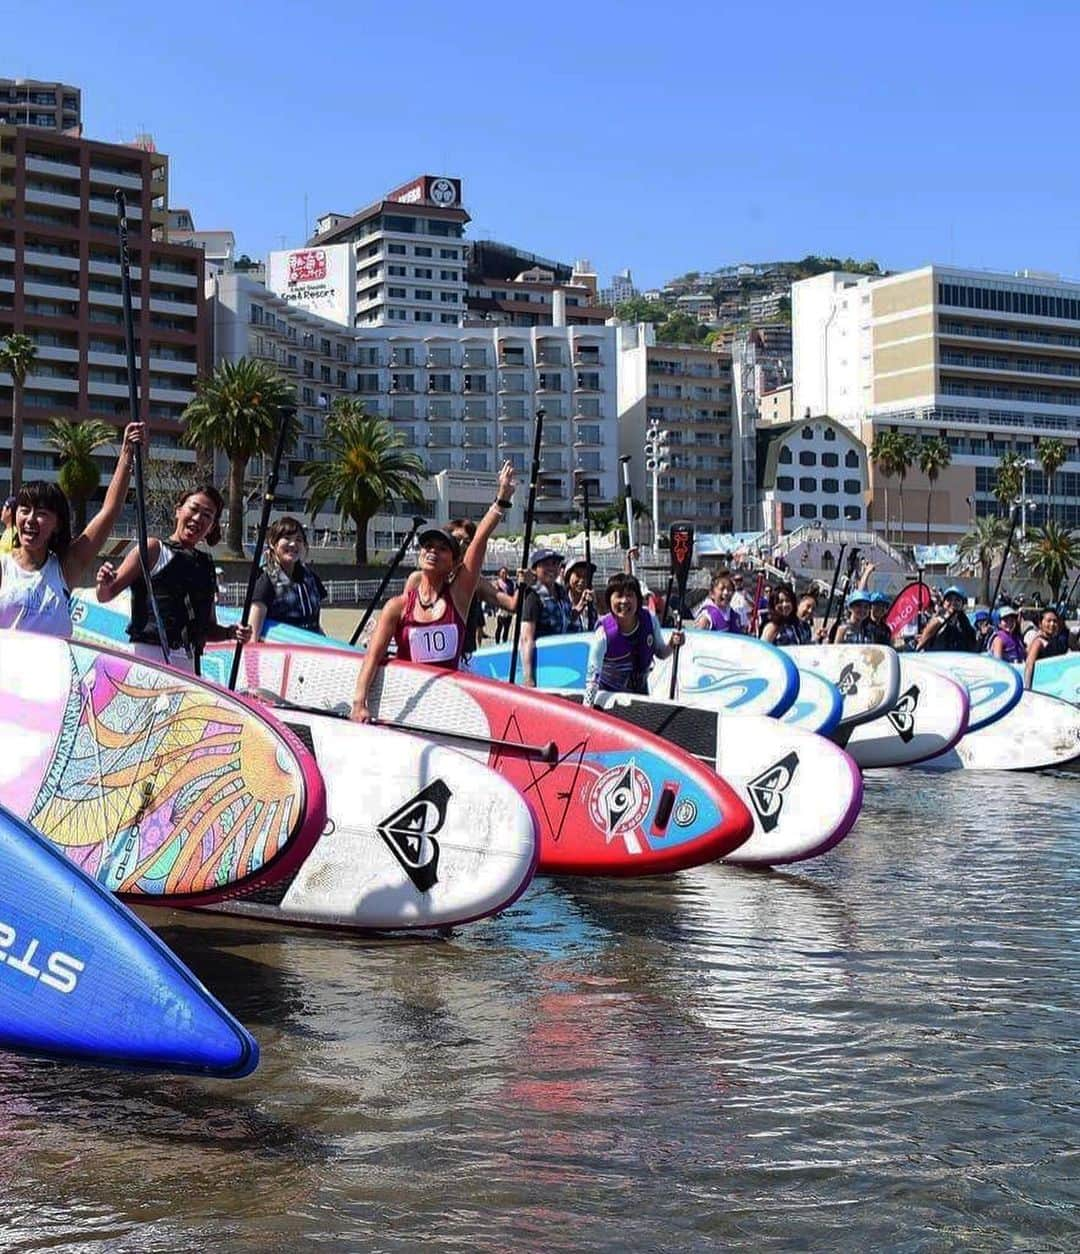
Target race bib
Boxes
[408,622,460,664]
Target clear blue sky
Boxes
[6,0,1080,288]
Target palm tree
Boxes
[1037,437,1067,524]
[892,432,917,547]
[993,451,1023,517]
[869,431,898,544]
[917,435,952,546]
[45,417,118,533]
[1024,521,1080,605]
[302,400,427,564]
[181,358,298,556]
[957,514,1011,605]
[0,333,38,496]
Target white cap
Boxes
[998,605,1019,618]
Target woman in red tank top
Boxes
[352,461,517,722]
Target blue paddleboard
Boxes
[907,651,1023,732]
[781,667,844,735]
[0,803,257,1076]
[1030,654,1080,704]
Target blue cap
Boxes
[870,591,890,605]
[943,586,966,600]
[973,608,991,623]
[848,590,872,606]
[529,547,562,568]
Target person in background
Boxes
[990,605,1025,663]
[0,496,17,555]
[973,608,995,652]
[917,586,977,652]
[493,565,515,644]
[1024,606,1069,689]
[834,589,877,644]
[96,480,249,670]
[865,591,895,645]
[1,423,144,638]
[520,547,574,687]
[796,591,824,642]
[729,570,750,621]
[760,581,812,646]
[694,570,743,633]
[249,515,327,640]
[583,572,683,705]
[563,557,597,632]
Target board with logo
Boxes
[559,693,862,866]
[201,711,538,931]
[0,631,326,905]
[1029,654,1080,705]
[780,667,844,735]
[783,644,901,730]
[470,629,799,719]
[916,689,1080,771]
[0,802,257,1075]
[202,643,754,876]
[906,652,1023,732]
[844,655,970,769]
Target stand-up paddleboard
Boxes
[785,644,901,730]
[470,629,799,719]
[202,643,754,876]
[1030,654,1080,705]
[558,693,861,866]
[917,690,1080,771]
[201,711,537,931]
[906,652,1023,732]
[0,802,257,1076]
[780,667,843,735]
[0,632,326,905]
[845,655,970,769]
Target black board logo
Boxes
[746,751,799,833]
[887,684,920,743]
[837,664,861,696]
[375,779,450,892]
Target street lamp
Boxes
[644,425,670,561]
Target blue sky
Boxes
[6,1,1080,288]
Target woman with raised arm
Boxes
[0,422,144,637]
[352,461,517,721]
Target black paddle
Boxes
[115,190,169,666]
[827,547,862,643]
[507,407,545,685]
[227,407,294,691]
[619,455,635,574]
[666,522,693,699]
[989,503,1021,610]
[574,471,597,631]
[349,515,426,646]
[819,541,847,641]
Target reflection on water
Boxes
[1,771,1077,1251]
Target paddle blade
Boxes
[668,522,694,618]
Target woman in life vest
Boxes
[1023,606,1069,689]
[759,581,811,646]
[865,591,895,645]
[694,570,743,633]
[990,604,1025,664]
[0,422,145,637]
[583,572,683,706]
[352,462,517,721]
[564,557,597,632]
[833,589,877,644]
[95,483,250,670]
[249,515,327,639]
[917,586,977,652]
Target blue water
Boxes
[0,769,1076,1250]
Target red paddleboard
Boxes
[886,581,933,635]
[204,644,753,876]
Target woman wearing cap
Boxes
[694,570,743,633]
[917,586,977,652]
[865,591,895,645]
[973,608,995,652]
[1023,606,1070,689]
[563,557,597,632]
[520,547,575,686]
[583,572,683,706]
[760,581,811,646]
[833,589,877,644]
[351,461,517,720]
[990,606,1025,664]
[248,515,327,640]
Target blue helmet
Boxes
[848,589,872,606]
[973,608,991,623]
[870,591,890,606]
[943,586,966,601]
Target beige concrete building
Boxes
[793,265,1080,541]
[759,383,793,425]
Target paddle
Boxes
[820,541,847,639]
[226,407,294,690]
[666,521,693,699]
[748,570,765,637]
[620,455,635,574]
[989,503,1020,610]
[827,547,862,643]
[507,406,545,684]
[574,471,597,631]
[244,688,558,763]
[115,190,169,667]
[349,514,426,646]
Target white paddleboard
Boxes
[781,667,844,735]
[906,652,1023,732]
[204,711,538,930]
[916,690,1080,771]
[784,644,901,729]
[845,655,970,769]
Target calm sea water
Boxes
[1,770,1077,1252]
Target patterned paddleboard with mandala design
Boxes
[0,632,326,904]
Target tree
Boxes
[870,431,899,543]
[891,432,917,546]
[655,312,709,344]
[45,417,118,533]
[301,400,427,565]
[917,435,952,546]
[1024,521,1080,605]
[957,515,1011,605]
[993,451,1024,516]
[1038,437,1067,524]
[181,358,298,556]
[0,333,38,496]
[614,296,671,324]
[591,491,647,547]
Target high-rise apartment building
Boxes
[0,79,81,134]
[465,241,610,327]
[730,325,793,529]
[794,265,1080,539]
[0,123,205,499]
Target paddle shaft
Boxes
[115,190,170,667]
[989,504,1020,609]
[620,455,635,573]
[576,474,596,630]
[827,548,861,643]
[227,408,293,690]
[667,611,683,700]
[749,571,765,637]
[507,407,545,684]
[349,515,426,646]
[820,542,848,638]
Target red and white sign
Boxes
[268,243,354,327]
[288,250,327,284]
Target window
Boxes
[844,504,862,521]
[429,399,452,419]
[776,475,794,491]
[391,398,415,418]
[539,372,563,391]
[388,287,406,298]
[502,372,526,391]
[844,478,862,493]
[440,270,457,281]
[824,427,836,441]
[799,504,816,518]
[464,374,487,393]
[429,452,452,471]
[428,347,452,367]
[428,425,452,445]
[414,268,433,280]
[391,348,415,366]
[799,476,816,492]
[578,451,602,471]
[464,400,488,419]
[357,347,379,366]
[388,265,406,276]
[822,452,839,467]
[501,399,526,419]
[501,346,526,365]
[413,310,433,322]
[388,243,407,255]
[302,386,315,404]
[822,478,839,494]
[844,450,859,467]
[440,314,458,324]
[799,450,817,466]
[465,348,488,368]
[391,373,415,392]
[320,338,331,357]
[802,427,814,440]
[576,372,601,390]
[440,292,459,303]
[320,365,331,383]
[576,397,601,417]
[781,501,795,518]
[466,452,489,471]
[544,424,565,444]
[503,425,526,444]
[414,289,433,300]
[428,373,452,393]
[440,248,459,259]
[414,246,432,258]
[302,360,314,378]
[822,504,839,519]
[249,304,263,325]
[576,424,601,444]
[779,447,793,464]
